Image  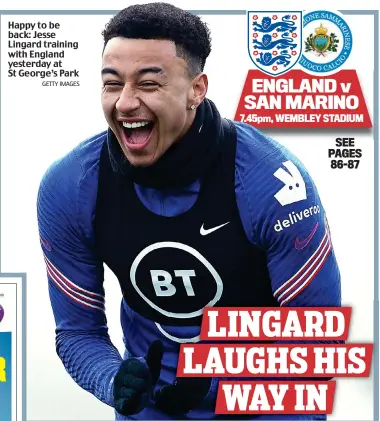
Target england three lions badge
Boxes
[248,11,303,76]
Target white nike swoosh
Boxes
[200,222,230,236]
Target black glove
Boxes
[113,340,164,415]
[155,377,212,415]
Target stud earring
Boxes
[190,104,196,110]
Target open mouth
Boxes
[120,120,155,151]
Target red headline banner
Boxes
[179,307,373,415]
[200,307,352,341]
[234,69,372,128]
[215,381,336,414]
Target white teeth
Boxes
[122,121,151,129]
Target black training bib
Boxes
[94,120,278,326]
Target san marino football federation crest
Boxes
[305,23,338,56]
[299,11,352,73]
[247,11,303,76]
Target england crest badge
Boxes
[248,12,303,76]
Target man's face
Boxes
[101,38,207,167]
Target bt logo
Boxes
[130,242,224,343]
[150,269,196,297]
[130,242,223,319]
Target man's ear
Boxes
[188,73,208,108]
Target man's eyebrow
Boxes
[136,66,165,76]
[101,66,166,78]
[101,67,120,77]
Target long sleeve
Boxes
[37,137,123,407]
[234,124,341,309]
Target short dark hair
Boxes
[102,2,212,77]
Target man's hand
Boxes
[155,377,212,415]
[113,340,164,415]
